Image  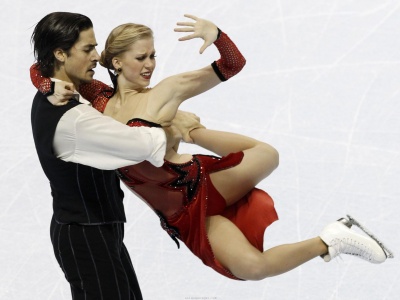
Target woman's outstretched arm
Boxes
[148,14,246,123]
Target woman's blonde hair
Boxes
[100,23,153,70]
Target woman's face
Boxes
[118,37,156,89]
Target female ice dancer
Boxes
[30,14,390,280]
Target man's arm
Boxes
[54,104,167,169]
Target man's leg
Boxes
[51,219,141,299]
[114,223,143,300]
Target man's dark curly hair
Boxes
[31,12,93,77]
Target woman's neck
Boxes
[115,88,140,104]
[105,86,150,123]
[117,75,147,94]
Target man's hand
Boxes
[172,110,205,143]
[47,81,76,106]
[163,124,182,152]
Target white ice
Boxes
[0,0,399,299]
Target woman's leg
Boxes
[206,215,328,280]
[190,128,279,205]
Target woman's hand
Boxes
[174,14,219,54]
[47,81,76,106]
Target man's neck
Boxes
[52,70,80,90]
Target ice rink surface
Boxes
[0,0,399,299]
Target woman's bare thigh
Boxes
[209,144,278,206]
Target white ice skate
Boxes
[320,215,394,263]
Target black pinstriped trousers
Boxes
[50,217,143,300]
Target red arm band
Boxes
[30,64,54,96]
[29,63,114,113]
[211,29,246,81]
[79,81,114,113]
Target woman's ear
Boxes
[53,48,67,63]
[112,57,122,71]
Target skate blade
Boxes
[347,214,394,259]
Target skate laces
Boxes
[330,237,374,261]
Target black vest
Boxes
[31,92,126,224]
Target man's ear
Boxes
[53,48,67,63]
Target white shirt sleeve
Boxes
[53,104,166,170]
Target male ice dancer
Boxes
[30,12,200,300]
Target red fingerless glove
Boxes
[211,29,246,81]
[30,64,54,95]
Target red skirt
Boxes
[118,151,278,280]
[162,152,279,280]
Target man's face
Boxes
[62,28,100,86]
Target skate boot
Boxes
[320,216,389,263]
